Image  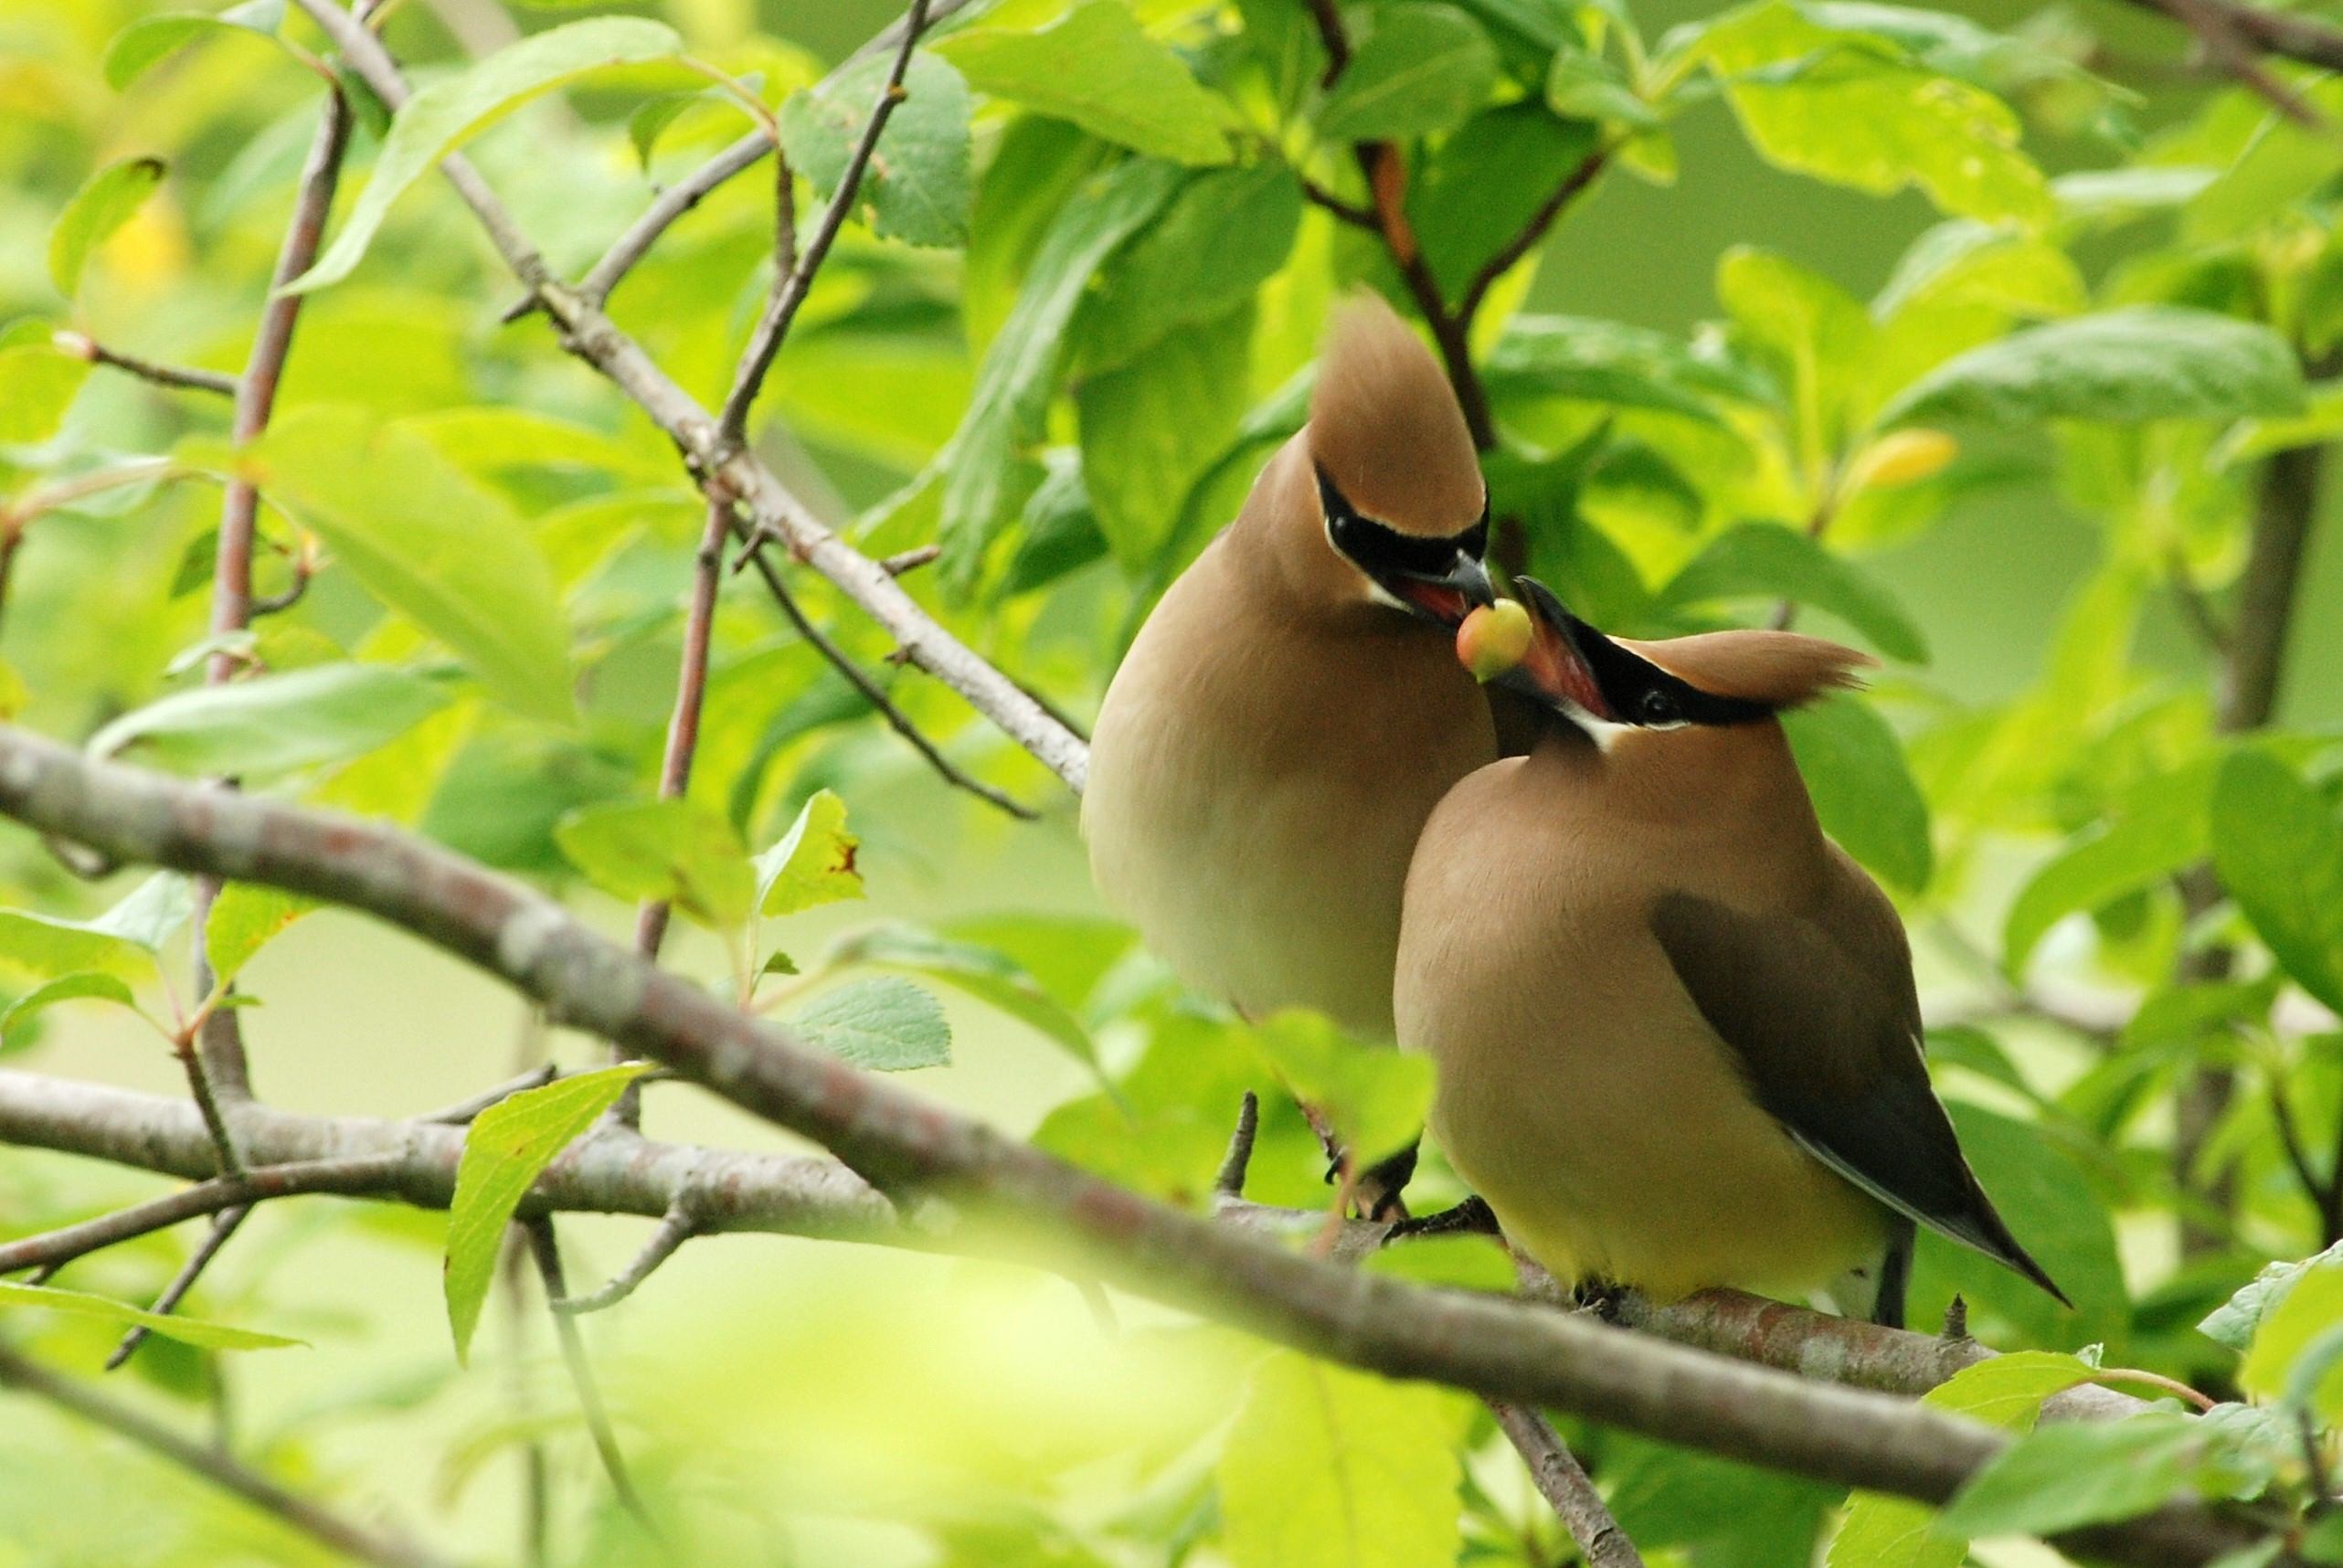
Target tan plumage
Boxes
[1085,296,1494,1040]
[1397,585,2060,1319]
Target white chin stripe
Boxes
[1363,579,1411,613]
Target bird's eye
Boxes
[1637,688,1681,726]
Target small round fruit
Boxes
[1458,599,1532,683]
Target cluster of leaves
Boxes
[3,0,2343,1563]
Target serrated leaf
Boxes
[0,1279,302,1351]
[2002,761,2216,976]
[1693,2,2050,227]
[1881,308,2306,427]
[1936,1414,2201,1538]
[0,874,192,982]
[444,1065,649,1362]
[2202,1242,2343,1352]
[779,50,972,247]
[940,1,1233,165]
[88,663,451,777]
[1316,3,1498,143]
[786,977,950,1071]
[1831,1351,2093,1568]
[1079,304,1253,567]
[101,1,289,92]
[255,408,575,722]
[48,156,166,298]
[2212,750,2343,1015]
[1247,1011,1433,1169]
[1218,1351,1468,1568]
[555,799,753,931]
[753,789,863,916]
[204,884,320,988]
[938,156,1182,584]
[1657,522,1925,662]
[0,972,139,1047]
[1782,694,1933,895]
[828,921,1099,1075]
[1075,162,1301,374]
[289,17,684,292]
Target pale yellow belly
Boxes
[1411,986,1886,1301]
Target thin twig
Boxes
[717,0,932,444]
[632,498,734,965]
[1297,173,1377,228]
[557,132,774,317]
[1214,1090,1261,1196]
[523,1217,660,1535]
[2124,0,2324,122]
[1488,1402,1646,1568]
[54,332,238,397]
[2168,548,2232,656]
[0,1153,411,1276]
[1458,147,1611,321]
[745,546,1036,819]
[105,1206,250,1372]
[553,1200,699,1315]
[415,1063,560,1125]
[0,1341,455,1568]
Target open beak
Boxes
[1386,550,1495,626]
[1484,577,1615,722]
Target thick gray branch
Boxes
[0,731,2269,1567]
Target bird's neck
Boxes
[1529,718,1827,854]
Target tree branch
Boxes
[632,499,733,965]
[524,1216,658,1534]
[292,0,1089,796]
[52,332,237,397]
[1488,1401,1645,1568]
[0,739,2265,1567]
[2123,0,2323,123]
[0,1340,456,1568]
[718,0,931,444]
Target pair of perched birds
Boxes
[1084,299,2063,1326]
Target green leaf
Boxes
[444,1065,649,1362]
[0,972,139,1048]
[2212,750,2343,1015]
[0,329,90,444]
[1693,2,2050,227]
[204,884,321,989]
[48,156,165,298]
[1075,162,1301,374]
[2184,84,2343,242]
[753,789,864,916]
[779,51,973,248]
[1218,1351,1468,1568]
[1410,106,1601,305]
[1657,523,1925,662]
[1547,47,1658,128]
[1782,694,1933,895]
[1079,304,1253,567]
[0,874,192,982]
[1247,1011,1434,1169]
[1486,313,1767,422]
[554,799,753,931]
[2202,1241,2343,1352]
[87,663,451,777]
[1881,309,2306,428]
[1831,1352,2092,1568]
[939,1,1233,165]
[2003,760,2218,977]
[786,976,950,1071]
[256,408,575,721]
[1315,3,1498,143]
[938,157,1182,584]
[101,0,289,92]
[289,17,684,292]
[2242,1259,2343,1401]
[1937,1414,2202,1538]
[0,1279,302,1351]
[827,921,1099,1075]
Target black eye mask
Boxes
[1316,467,1488,579]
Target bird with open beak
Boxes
[1399,581,2063,1325]
[1086,296,1496,1054]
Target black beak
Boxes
[1387,549,1495,627]
[1492,577,1616,721]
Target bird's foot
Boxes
[1570,1278,1628,1322]
[1382,1195,1500,1245]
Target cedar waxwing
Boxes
[1395,580,2063,1325]
[1086,296,1498,1045]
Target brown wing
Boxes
[1649,860,2067,1306]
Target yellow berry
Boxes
[1457,599,1532,683]
[1847,429,1957,492]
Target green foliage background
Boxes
[5,0,2343,1564]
